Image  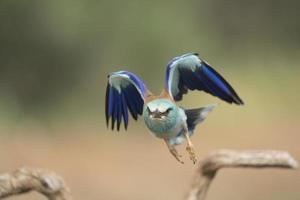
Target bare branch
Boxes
[0,167,72,200]
[0,150,297,200]
[185,150,298,200]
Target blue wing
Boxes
[165,53,244,105]
[106,71,147,131]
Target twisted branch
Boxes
[0,150,297,200]
[185,150,298,200]
[0,167,72,200]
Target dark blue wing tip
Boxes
[228,97,244,105]
[105,71,145,131]
[198,61,245,106]
[234,97,244,105]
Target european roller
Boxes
[105,53,243,164]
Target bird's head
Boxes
[143,99,177,134]
[145,99,177,120]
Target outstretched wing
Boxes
[165,53,244,105]
[106,71,148,131]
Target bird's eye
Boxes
[161,108,173,116]
[166,108,173,113]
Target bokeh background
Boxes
[0,0,299,199]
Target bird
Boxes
[105,53,244,164]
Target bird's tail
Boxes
[167,104,217,146]
[184,104,217,132]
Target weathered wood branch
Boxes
[185,150,298,200]
[0,167,72,200]
[0,150,297,200]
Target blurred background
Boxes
[0,0,299,199]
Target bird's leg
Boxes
[164,139,184,164]
[183,129,197,164]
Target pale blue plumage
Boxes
[143,99,178,137]
[105,53,244,163]
[143,99,216,145]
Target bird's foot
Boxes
[183,130,197,164]
[164,139,184,164]
[186,145,197,164]
[170,148,184,164]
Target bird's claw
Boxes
[171,149,184,164]
[176,157,184,164]
[186,146,197,164]
[164,139,185,164]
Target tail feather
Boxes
[185,104,216,131]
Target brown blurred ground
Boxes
[1,117,299,200]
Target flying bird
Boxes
[105,53,243,164]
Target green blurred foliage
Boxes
[0,0,299,124]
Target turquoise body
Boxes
[143,98,216,145]
[143,99,183,139]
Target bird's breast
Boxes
[143,109,186,139]
[144,117,173,137]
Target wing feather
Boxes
[165,53,244,105]
[106,71,148,131]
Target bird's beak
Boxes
[151,109,162,119]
